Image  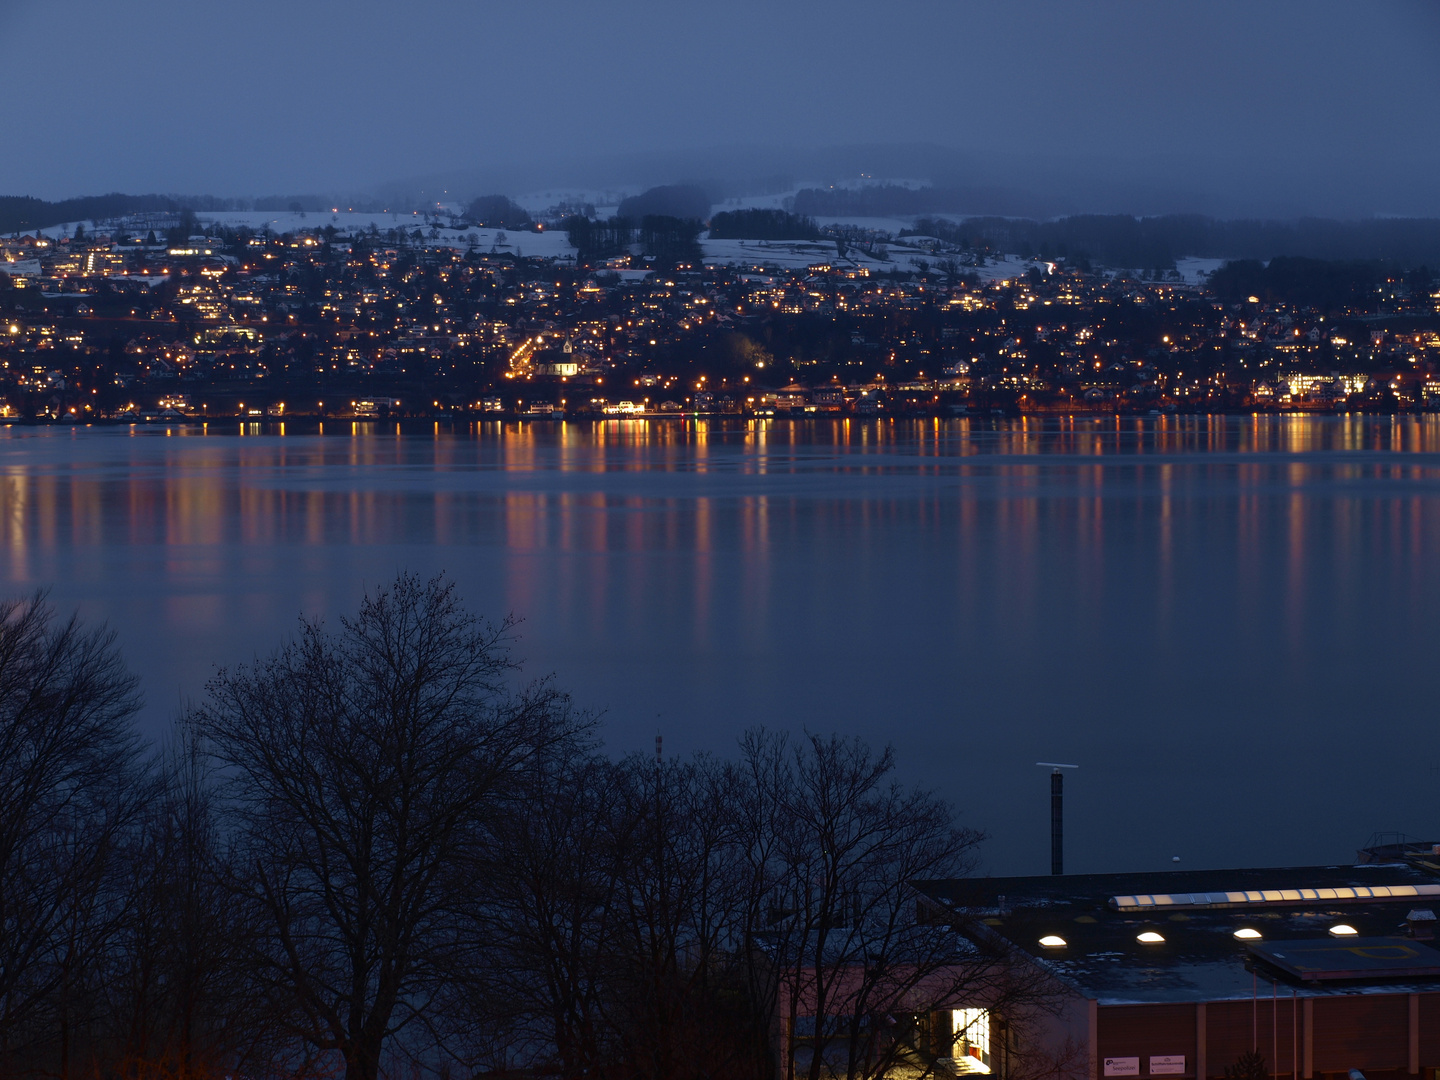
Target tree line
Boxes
[563,216,703,267]
[0,576,1046,1080]
[906,213,1440,272]
[791,183,1440,268]
[1206,256,1434,311]
[0,194,332,235]
[464,196,534,230]
[708,210,821,242]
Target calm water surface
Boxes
[3,415,1439,875]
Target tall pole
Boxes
[1037,763,1078,877]
[1051,769,1064,876]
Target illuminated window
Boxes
[952,1008,991,1073]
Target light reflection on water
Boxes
[2,414,1440,875]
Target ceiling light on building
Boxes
[1038,935,1067,948]
[1233,928,1262,940]
[1329,924,1358,937]
[1137,931,1165,944]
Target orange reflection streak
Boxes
[305,489,325,545]
[1156,462,1174,638]
[738,493,772,644]
[1075,461,1105,629]
[1285,461,1308,656]
[0,471,29,582]
[167,475,224,547]
[505,491,543,552]
[692,495,713,645]
[69,476,103,553]
[434,491,454,546]
[34,474,58,553]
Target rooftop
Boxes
[916,864,1440,1006]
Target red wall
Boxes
[1098,1005,1197,1078]
[1095,994,1426,1080]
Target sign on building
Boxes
[1104,1058,1140,1077]
[1150,1057,1186,1075]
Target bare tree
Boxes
[103,726,271,1080]
[469,746,620,1076]
[737,730,1020,1080]
[484,730,1034,1080]
[0,593,146,1077]
[599,752,758,1080]
[194,573,581,1080]
[481,748,767,1080]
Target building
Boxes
[914,859,1440,1080]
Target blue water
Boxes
[2,414,1438,876]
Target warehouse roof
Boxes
[914,864,1440,1006]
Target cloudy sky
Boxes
[5,1,1440,216]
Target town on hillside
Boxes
[2,201,1439,423]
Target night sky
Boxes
[5,1,1440,215]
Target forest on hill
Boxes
[796,185,1440,268]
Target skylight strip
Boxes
[1110,883,1440,911]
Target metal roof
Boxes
[1250,937,1440,982]
[913,864,1440,1005]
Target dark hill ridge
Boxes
[8,187,1440,270]
[945,213,1440,271]
[0,193,331,234]
[795,183,1440,267]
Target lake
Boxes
[2,414,1438,876]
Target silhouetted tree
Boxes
[0,593,146,1076]
[709,210,820,241]
[1224,1049,1268,1080]
[640,215,702,266]
[194,573,582,1080]
[464,195,532,230]
[470,747,620,1075]
[104,729,270,1080]
[564,215,635,265]
[618,185,710,222]
[736,730,1023,1080]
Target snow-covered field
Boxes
[698,237,841,270]
[37,209,580,258]
[39,209,440,239]
[1174,256,1227,284]
[962,253,1055,283]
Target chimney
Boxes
[1051,770,1064,875]
[1036,763,1078,876]
[1407,909,1436,940]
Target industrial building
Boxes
[915,854,1440,1080]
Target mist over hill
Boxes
[13,180,1440,271]
[374,142,1440,223]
